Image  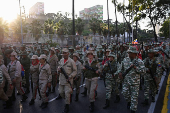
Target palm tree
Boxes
[44,19,55,39]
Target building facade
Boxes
[79,5,103,20]
[29,2,44,18]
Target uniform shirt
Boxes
[39,62,52,83]
[47,54,58,74]
[7,60,22,81]
[58,57,77,85]
[116,57,145,85]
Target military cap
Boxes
[31,55,38,60]
[108,53,116,58]
[73,53,80,59]
[5,49,13,55]
[62,48,69,53]
[127,46,138,53]
[20,51,28,56]
[39,54,47,60]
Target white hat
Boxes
[50,47,56,54]
[31,55,38,60]
[39,54,47,60]
[11,51,18,59]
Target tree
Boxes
[0,18,8,44]
[75,18,85,35]
[136,0,169,41]
[10,16,28,42]
[89,18,100,35]
[160,18,170,38]
[29,19,42,41]
[44,19,55,39]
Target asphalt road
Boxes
[0,75,167,113]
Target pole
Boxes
[132,0,133,42]
[72,0,75,47]
[19,0,23,44]
[123,0,125,42]
[107,0,110,44]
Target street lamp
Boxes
[19,0,23,44]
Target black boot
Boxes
[127,102,131,109]
[75,93,79,102]
[95,90,97,99]
[4,99,12,109]
[62,104,69,113]
[141,99,149,105]
[48,87,51,93]
[131,110,135,113]
[21,94,28,102]
[25,88,30,94]
[51,87,55,93]
[81,87,87,97]
[152,96,155,102]
[41,102,48,109]
[119,83,122,89]
[114,95,120,103]
[29,99,35,105]
[103,99,110,109]
[70,94,72,103]
[56,94,62,100]
[89,102,94,112]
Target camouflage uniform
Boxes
[116,47,145,111]
[103,59,119,100]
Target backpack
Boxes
[0,67,3,84]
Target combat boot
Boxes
[119,83,122,89]
[89,102,94,112]
[114,95,120,103]
[152,96,155,102]
[103,99,110,109]
[25,88,30,94]
[41,102,48,109]
[29,99,35,105]
[62,104,69,113]
[81,87,87,97]
[56,94,62,100]
[75,93,79,102]
[141,99,149,105]
[4,99,12,109]
[127,102,131,109]
[51,87,55,93]
[131,110,135,113]
[70,94,72,103]
[21,94,28,102]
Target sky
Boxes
[0,0,148,29]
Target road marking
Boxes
[161,74,170,113]
[148,72,166,113]
[48,97,58,102]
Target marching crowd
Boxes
[0,42,169,113]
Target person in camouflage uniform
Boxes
[162,43,170,76]
[97,45,104,62]
[103,53,120,109]
[142,49,161,105]
[69,47,74,59]
[20,51,31,94]
[116,46,145,113]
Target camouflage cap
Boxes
[39,54,47,60]
[96,45,102,49]
[108,53,116,58]
[73,53,80,59]
[50,47,56,54]
[162,42,166,47]
[31,55,38,60]
[106,49,111,52]
[5,49,13,55]
[62,48,69,53]
[43,48,48,51]
[86,51,94,57]
[20,44,26,47]
[127,46,138,54]
[148,49,157,53]
[20,51,28,56]
[69,46,74,50]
